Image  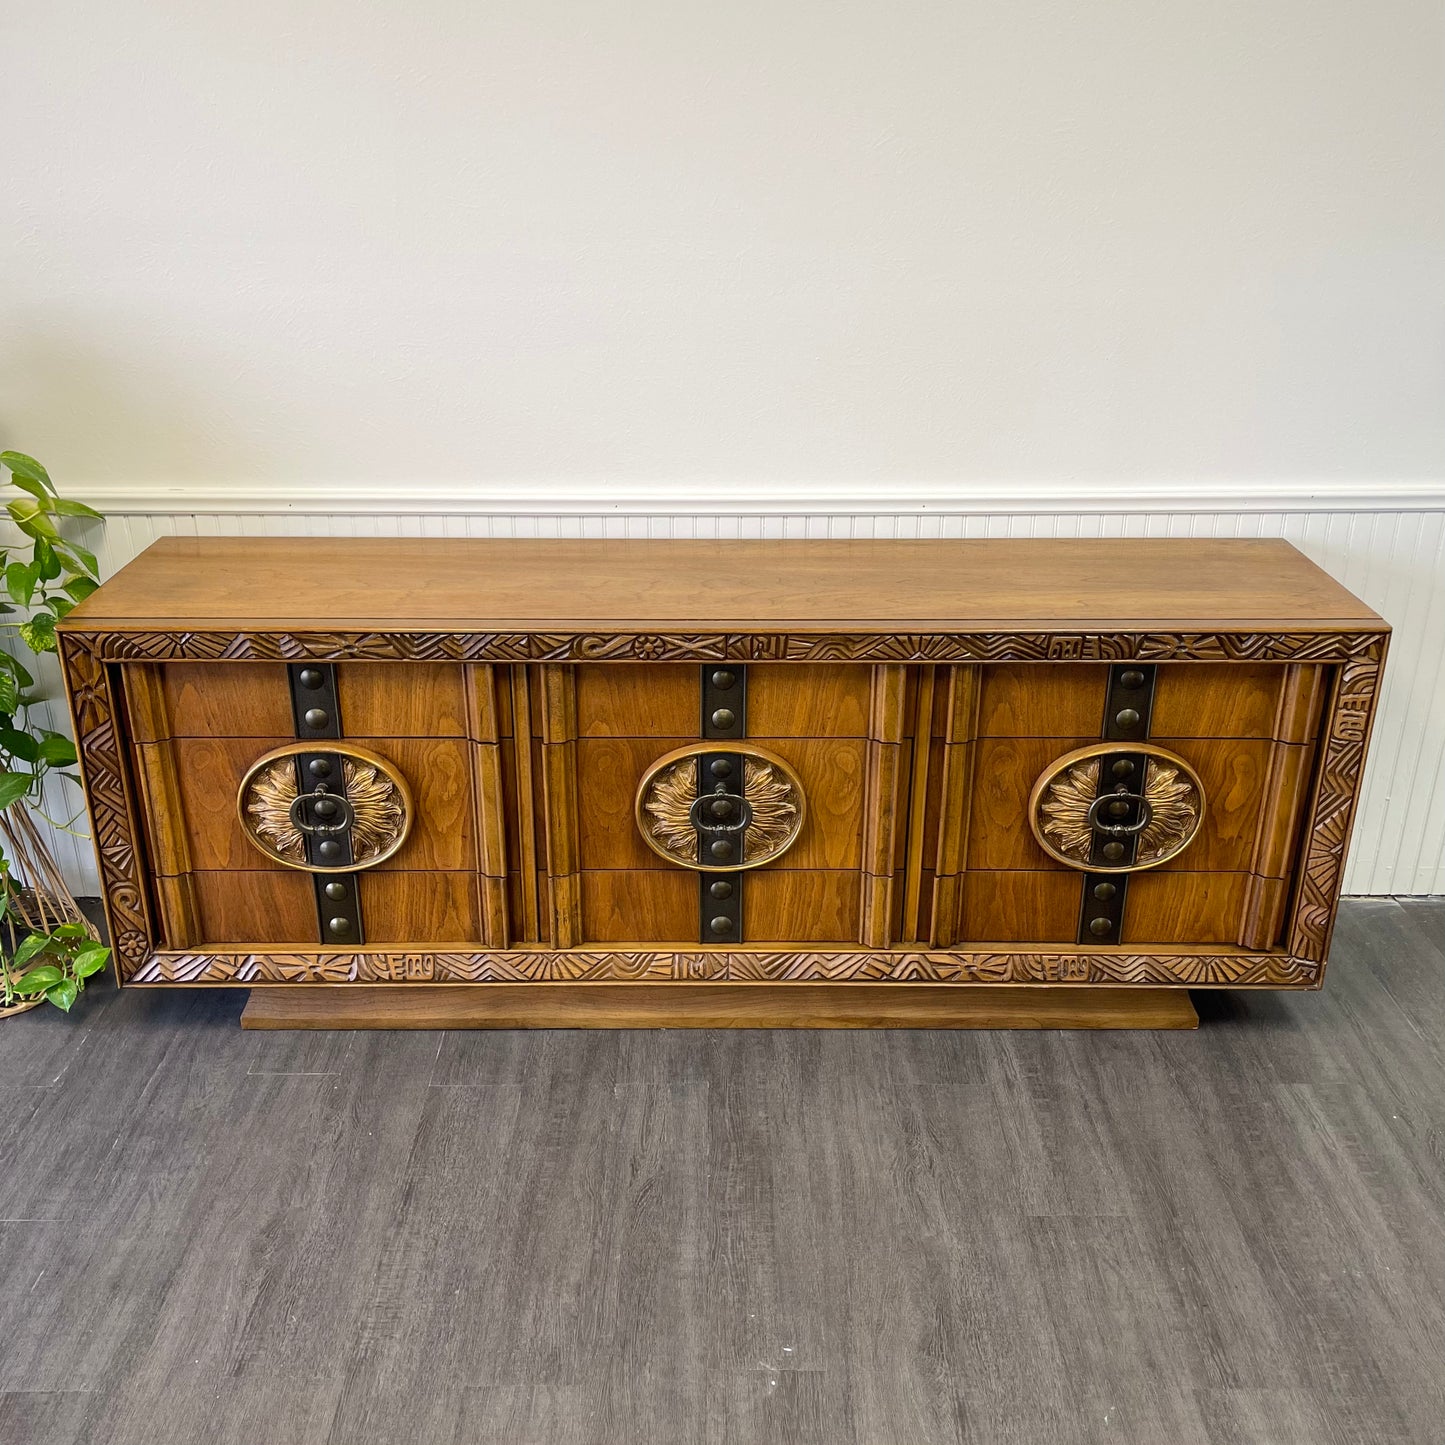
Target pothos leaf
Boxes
[0,771,35,808]
[18,614,57,654]
[45,978,79,1011]
[0,452,55,493]
[14,964,63,993]
[73,945,111,978]
[11,932,52,968]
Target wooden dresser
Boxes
[57,537,1387,1030]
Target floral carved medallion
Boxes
[1028,742,1206,873]
[634,744,806,871]
[237,743,413,873]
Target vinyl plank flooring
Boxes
[1,899,1444,1444]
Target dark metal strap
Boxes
[287,664,365,944]
[697,666,747,940]
[1077,665,1159,943]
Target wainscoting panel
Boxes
[18,497,1444,897]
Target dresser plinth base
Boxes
[239,983,1199,1031]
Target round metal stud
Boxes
[1119,670,1145,689]
[1092,881,1117,901]
[709,839,735,862]
[710,670,736,689]
[298,668,324,689]
[317,839,343,861]
[709,880,733,899]
[313,797,338,820]
[324,881,348,901]
[1088,916,1113,937]
[709,915,733,935]
[327,916,353,935]
[1102,841,1126,862]
[710,758,733,778]
[709,797,734,819]
[1114,707,1141,730]
[303,707,330,730]
[1107,798,1131,819]
[1111,758,1135,779]
[710,708,736,730]
[309,757,333,779]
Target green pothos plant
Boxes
[0,451,110,1013]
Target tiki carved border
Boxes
[1288,644,1389,960]
[133,947,1320,988]
[57,634,154,977]
[63,627,1387,667]
[57,626,1385,987]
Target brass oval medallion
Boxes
[237,742,413,873]
[634,743,806,871]
[1028,742,1206,873]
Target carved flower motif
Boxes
[640,752,803,867]
[244,756,407,866]
[1039,756,1200,867]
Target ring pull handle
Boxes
[1085,790,1153,837]
[687,785,754,838]
[288,786,355,836]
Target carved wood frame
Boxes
[57,626,1388,991]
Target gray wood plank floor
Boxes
[2,898,1444,1444]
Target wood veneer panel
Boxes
[958,870,1080,944]
[577,736,867,872]
[1125,872,1254,945]
[859,664,909,946]
[747,665,871,736]
[70,537,1382,631]
[464,665,509,947]
[1150,665,1282,739]
[538,666,581,946]
[337,663,469,737]
[157,735,476,873]
[192,870,315,943]
[575,665,696,736]
[924,666,982,946]
[364,871,480,943]
[579,870,695,943]
[966,736,1093,870]
[748,870,860,944]
[504,668,542,941]
[152,663,294,738]
[977,665,1109,736]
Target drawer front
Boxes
[946,660,1327,949]
[118,657,1328,956]
[125,661,503,949]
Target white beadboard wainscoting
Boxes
[23,490,1445,899]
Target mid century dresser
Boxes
[57,537,1387,1030]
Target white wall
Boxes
[3,3,1443,893]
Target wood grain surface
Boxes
[65,536,1383,630]
[238,982,1200,1030]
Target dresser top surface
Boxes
[63,536,1383,633]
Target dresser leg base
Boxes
[239,983,1200,1031]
